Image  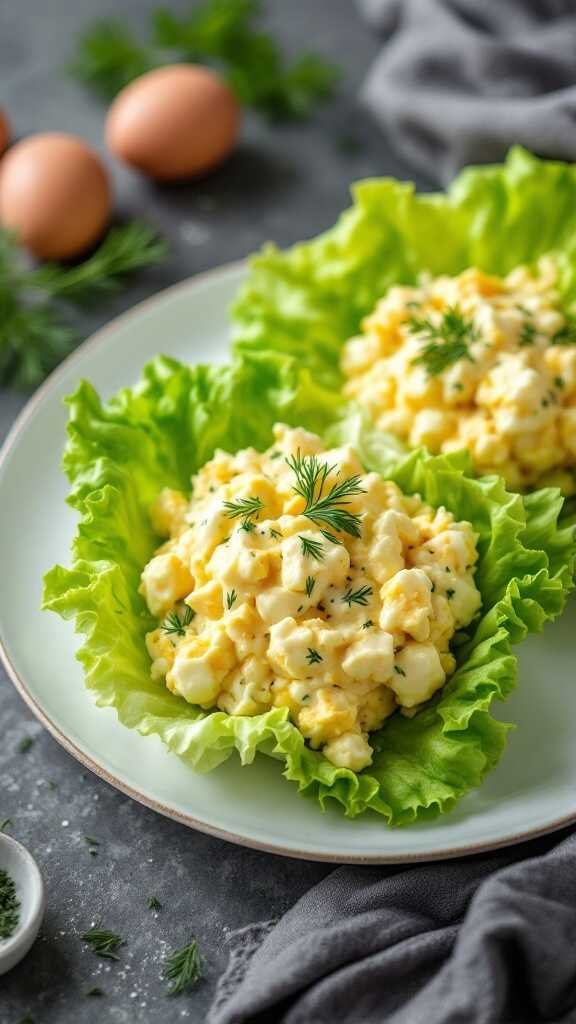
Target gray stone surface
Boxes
[0,2,429,1021]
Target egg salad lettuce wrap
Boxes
[43,349,575,824]
[232,147,576,498]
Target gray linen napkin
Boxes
[359,0,576,185]
[208,828,576,1023]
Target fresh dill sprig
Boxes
[162,605,194,637]
[69,2,339,121]
[305,575,315,598]
[81,924,124,960]
[518,319,536,346]
[226,589,237,610]
[342,585,373,608]
[408,305,478,377]
[161,937,203,995]
[286,451,364,539]
[306,648,323,665]
[0,223,166,390]
[148,896,162,911]
[552,313,576,346]
[223,496,264,529]
[299,535,324,561]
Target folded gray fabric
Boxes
[209,828,576,1024]
[359,0,576,185]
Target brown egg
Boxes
[106,64,240,181]
[0,133,112,260]
[0,109,9,156]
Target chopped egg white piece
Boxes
[342,258,576,492]
[140,425,482,773]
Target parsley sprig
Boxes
[162,938,203,995]
[407,305,478,377]
[286,451,365,539]
[0,223,166,390]
[69,0,339,121]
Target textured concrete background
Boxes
[0,3,427,1021]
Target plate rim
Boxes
[1,259,576,864]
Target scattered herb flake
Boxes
[342,585,373,608]
[554,375,565,389]
[286,450,364,539]
[161,937,203,996]
[18,736,34,754]
[446,588,455,599]
[0,868,20,939]
[0,819,11,832]
[394,665,406,677]
[148,896,162,911]
[81,925,124,960]
[299,535,325,561]
[226,589,237,610]
[552,314,576,346]
[306,647,323,665]
[408,305,478,376]
[162,605,195,637]
[519,320,536,347]
[269,528,282,540]
[305,575,315,598]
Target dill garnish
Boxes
[342,585,372,608]
[518,320,536,346]
[270,528,282,540]
[362,620,374,629]
[0,819,12,832]
[0,868,20,939]
[18,736,34,754]
[223,495,264,529]
[226,590,237,610]
[299,535,325,561]
[148,896,162,911]
[446,588,455,599]
[286,451,364,538]
[162,605,194,637]
[394,665,406,677]
[306,648,323,665]
[81,924,124,960]
[408,305,478,376]
[552,314,576,345]
[161,938,203,995]
[305,576,315,598]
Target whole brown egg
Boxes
[0,133,112,261]
[106,64,240,181]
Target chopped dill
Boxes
[362,620,374,629]
[148,896,162,911]
[299,535,325,560]
[81,924,124,960]
[0,868,20,939]
[161,937,203,996]
[342,585,373,608]
[408,305,478,376]
[305,576,315,598]
[446,588,455,599]
[394,665,406,677]
[306,648,323,665]
[270,528,282,540]
[18,736,34,754]
[226,590,237,610]
[162,605,194,637]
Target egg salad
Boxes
[139,425,482,773]
[342,258,576,492]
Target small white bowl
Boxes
[0,833,45,976]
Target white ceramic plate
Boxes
[1,261,575,864]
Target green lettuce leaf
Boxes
[232,147,576,392]
[43,353,575,824]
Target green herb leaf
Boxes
[269,528,282,540]
[161,937,203,995]
[18,736,34,754]
[299,535,324,561]
[394,665,406,677]
[81,924,125,960]
[148,896,162,911]
[0,819,12,832]
[408,305,478,376]
[362,620,374,629]
[223,495,264,527]
[305,575,315,598]
[162,605,194,636]
[306,647,322,665]
[286,451,364,538]
[0,224,166,390]
[69,2,338,121]
[552,314,576,345]
[518,319,536,347]
[226,589,237,610]
[342,585,372,608]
